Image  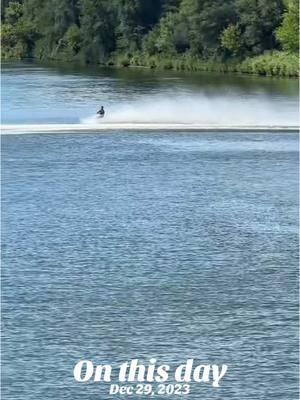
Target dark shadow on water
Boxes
[2,59,298,97]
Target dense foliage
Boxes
[1,0,299,76]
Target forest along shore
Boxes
[1,0,299,77]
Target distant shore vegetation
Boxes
[1,0,299,77]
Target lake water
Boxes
[1,62,299,399]
[2,61,299,125]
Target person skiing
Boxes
[97,106,105,118]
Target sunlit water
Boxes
[1,62,299,400]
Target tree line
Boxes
[1,0,299,76]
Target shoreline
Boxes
[2,52,299,79]
[109,51,299,79]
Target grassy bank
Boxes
[2,47,298,78]
[239,52,299,77]
[110,51,299,78]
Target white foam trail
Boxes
[2,123,298,134]
[2,92,299,134]
[81,94,298,126]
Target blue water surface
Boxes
[2,131,299,399]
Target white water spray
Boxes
[81,94,298,126]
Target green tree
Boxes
[1,1,38,58]
[4,1,23,24]
[236,0,283,55]
[276,0,299,52]
[63,23,80,53]
[114,0,162,52]
[180,0,237,58]
[79,0,116,63]
[143,12,188,55]
[221,24,242,55]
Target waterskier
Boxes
[97,106,105,118]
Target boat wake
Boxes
[2,123,299,134]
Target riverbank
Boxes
[2,51,298,79]
[109,51,298,78]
